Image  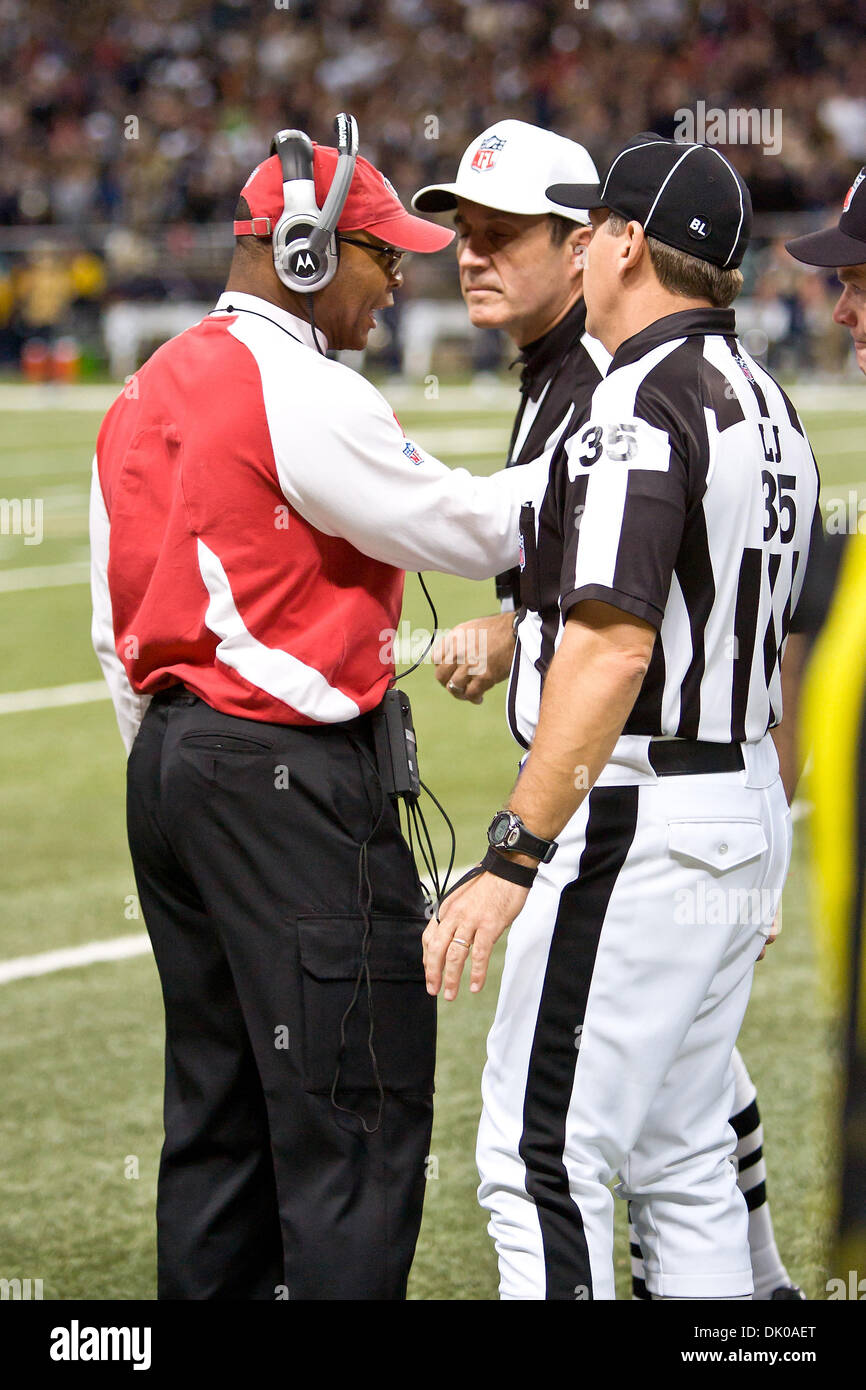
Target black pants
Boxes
[126,689,436,1300]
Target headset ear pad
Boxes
[276,221,328,286]
[270,131,339,292]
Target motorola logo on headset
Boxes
[290,244,321,279]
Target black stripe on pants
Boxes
[126,691,435,1300]
[518,786,639,1300]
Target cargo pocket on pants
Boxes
[296,914,436,1096]
[667,819,768,873]
[668,818,772,931]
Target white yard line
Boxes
[790,383,866,413]
[0,933,152,985]
[0,562,90,592]
[0,378,863,414]
[0,680,109,714]
[821,479,866,495]
[809,430,866,453]
[0,455,95,479]
[0,384,120,412]
[415,426,509,454]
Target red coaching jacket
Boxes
[90,292,538,750]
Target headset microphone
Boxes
[270,113,359,293]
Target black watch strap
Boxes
[516,824,557,862]
[481,847,537,889]
[433,862,486,920]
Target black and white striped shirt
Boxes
[509,306,821,751]
[497,298,610,607]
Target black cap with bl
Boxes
[547,132,753,269]
[785,168,866,268]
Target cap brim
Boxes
[413,181,592,221]
[785,225,866,268]
[412,183,461,213]
[546,181,604,210]
[347,209,455,253]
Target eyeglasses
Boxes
[337,234,405,277]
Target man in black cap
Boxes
[773,179,866,799]
[424,135,821,1300]
[787,166,866,376]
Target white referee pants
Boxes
[476,736,791,1300]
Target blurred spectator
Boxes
[0,257,15,364]
[9,241,105,376]
[14,243,77,340]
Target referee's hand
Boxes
[432,612,516,705]
[422,871,529,1001]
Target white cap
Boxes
[411,120,599,224]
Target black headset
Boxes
[269,113,359,293]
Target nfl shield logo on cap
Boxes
[471,134,507,173]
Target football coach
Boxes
[89,118,544,1301]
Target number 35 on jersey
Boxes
[566,418,672,475]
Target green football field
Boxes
[0,380,862,1301]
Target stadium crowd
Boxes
[0,0,862,375]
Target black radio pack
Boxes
[372,687,421,802]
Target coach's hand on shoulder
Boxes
[432,612,516,705]
[422,871,528,1001]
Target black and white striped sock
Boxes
[729,1049,792,1300]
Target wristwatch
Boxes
[487,810,558,864]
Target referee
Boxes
[425,134,821,1299]
[90,129,545,1300]
[420,121,802,1300]
[413,118,603,703]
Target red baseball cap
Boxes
[236,144,454,253]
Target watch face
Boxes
[490,812,511,846]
